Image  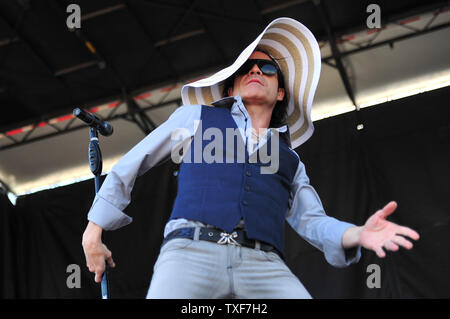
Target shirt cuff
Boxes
[323,221,362,268]
[345,246,362,264]
[87,195,133,230]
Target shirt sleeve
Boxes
[87,104,202,230]
[285,155,362,268]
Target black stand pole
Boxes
[88,127,110,299]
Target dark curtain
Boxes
[285,85,450,298]
[1,86,449,298]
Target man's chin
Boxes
[241,95,276,108]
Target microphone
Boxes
[73,108,113,136]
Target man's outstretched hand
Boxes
[343,201,420,257]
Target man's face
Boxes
[228,51,285,109]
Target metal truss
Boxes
[1,0,449,151]
[0,97,182,151]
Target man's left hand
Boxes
[359,201,420,258]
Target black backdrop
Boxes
[1,86,450,299]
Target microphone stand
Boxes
[88,127,110,299]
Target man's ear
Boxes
[228,87,233,97]
[277,88,285,101]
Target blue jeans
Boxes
[146,236,312,299]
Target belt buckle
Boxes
[217,231,241,246]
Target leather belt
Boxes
[162,227,282,259]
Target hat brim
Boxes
[181,17,321,149]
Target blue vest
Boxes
[169,104,299,256]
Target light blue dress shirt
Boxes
[87,96,361,267]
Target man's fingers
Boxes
[103,245,116,268]
[85,255,96,273]
[106,256,116,268]
[94,264,105,283]
[85,253,107,281]
[392,235,414,250]
[397,226,420,241]
[83,240,115,283]
[378,201,397,218]
[95,273,102,283]
[383,240,399,252]
[374,246,386,258]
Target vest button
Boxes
[246,170,251,177]
[242,200,248,206]
[244,185,250,191]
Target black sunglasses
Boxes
[235,59,280,77]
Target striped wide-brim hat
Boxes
[181,17,321,149]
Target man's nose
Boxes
[248,63,262,75]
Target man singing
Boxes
[82,18,419,298]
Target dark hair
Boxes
[221,49,289,128]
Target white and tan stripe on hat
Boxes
[262,23,318,145]
[272,22,319,145]
[200,86,214,106]
[260,32,310,140]
[187,87,199,105]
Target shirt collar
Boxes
[211,95,290,142]
[231,96,288,132]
